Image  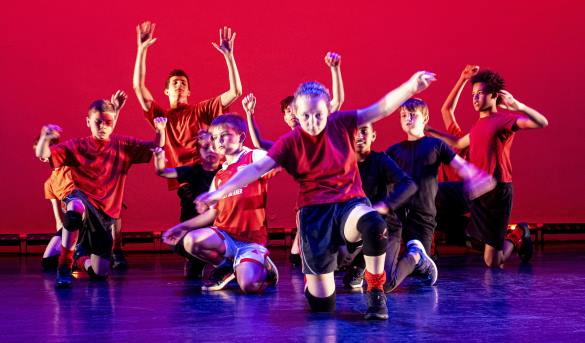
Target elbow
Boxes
[234,88,243,98]
[540,118,549,128]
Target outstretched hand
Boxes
[212,26,236,56]
[242,93,256,114]
[41,124,62,140]
[136,21,157,49]
[460,65,479,80]
[408,71,437,94]
[324,51,341,67]
[498,90,525,112]
[111,90,128,113]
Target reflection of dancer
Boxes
[243,52,344,266]
[133,21,242,221]
[430,69,548,268]
[35,96,164,288]
[163,115,278,293]
[198,71,436,320]
[155,130,222,279]
[341,123,417,289]
[385,98,495,292]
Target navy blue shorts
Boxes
[299,197,369,275]
[62,190,115,258]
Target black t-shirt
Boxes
[386,137,456,216]
[176,163,220,198]
[358,151,417,211]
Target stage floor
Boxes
[1,244,584,342]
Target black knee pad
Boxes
[305,288,336,312]
[357,211,388,256]
[87,266,109,281]
[63,211,83,232]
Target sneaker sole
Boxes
[410,240,438,286]
[364,312,389,320]
[55,281,72,289]
[202,273,236,291]
[517,223,534,263]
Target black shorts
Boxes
[396,207,436,254]
[62,190,114,258]
[298,197,369,275]
[468,183,513,250]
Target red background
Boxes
[1,0,583,234]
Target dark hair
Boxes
[294,81,331,103]
[470,70,505,103]
[209,114,247,134]
[88,99,116,114]
[165,69,190,89]
[400,98,429,118]
[280,96,295,113]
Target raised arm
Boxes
[110,90,128,120]
[35,125,62,160]
[499,90,549,129]
[212,27,243,107]
[441,65,479,132]
[357,71,436,126]
[242,93,274,150]
[133,21,157,111]
[325,52,344,112]
[449,155,496,200]
[426,126,471,150]
[196,155,277,207]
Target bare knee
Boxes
[182,232,199,255]
[66,199,85,215]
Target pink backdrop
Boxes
[1,0,583,233]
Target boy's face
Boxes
[294,96,330,136]
[87,111,117,140]
[400,107,428,137]
[355,124,376,154]
[165,76,190,102]
[210,125,244,156]
[472,82,497,112]
[198,135,221,165]
[283,104,299,129]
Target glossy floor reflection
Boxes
[1,244,585,342]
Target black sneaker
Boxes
[264,256,279,287]
[202,265,235,291]
[184,258,205,279]
[343,266,365,289]
[517,223,534,263]
[365,289,389,320]
[289,253,301,267]
[407,240,438,286]
[73,244,89,271]
[55,265,73,288]
[111,249,128,270]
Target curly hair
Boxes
[471,70,505,96]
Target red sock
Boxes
[76,256,90,272]
[364,270,386,292]
[58,247,74,268]
[505,227,523,250]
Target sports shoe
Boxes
[264,256,279,287]
[201,264,235,291]
[364,289,389,320]
[343,266,365,289]
[516,223,534,263]
[72,244,89,271]
[407,239,438,286]
[111,249,129,270]
[55,264,73,288]
[184,258,205,279]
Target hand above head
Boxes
[111,90,128,113]
[324,51,341,68]
[242,93,256,114]
[153,117,168,131]
[212,26,236,56]
[460,65,480,80]
[498,90,525,112]
[136,21,157,50]
[408,71,437,94]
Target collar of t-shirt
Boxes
[221,147,252,170]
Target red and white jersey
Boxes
[211,148,269,245]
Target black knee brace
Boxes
[87,266,109,281]
[63,211,83,232]
[357,211,388,256]
[305,288,336,312]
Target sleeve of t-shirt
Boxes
[49,140,79,169]
[143,101,167,129]
[380,154,418,211]
[252,149,279,180]
[502,112,522,132]
[124,137,153,165]
[196,96,227,126]
[437,139,457,165]
[332,110,359,134]
[43,176,56,200]
[176,165,195,184]
[266,135,290,169]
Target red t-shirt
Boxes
[469,112,519,182]
[267,110,366,208]
[438,121,469,182]
[211,148,270,245]
[49,135,153,218]
[43,166,75,200]
[144,97,227,190]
